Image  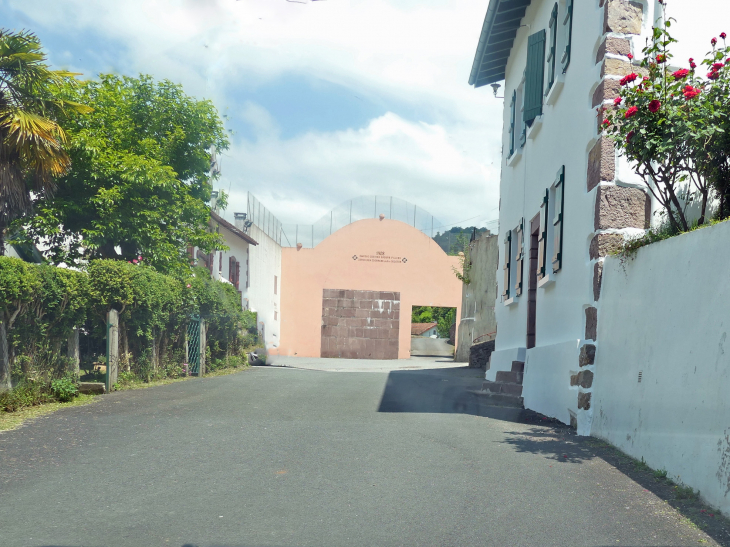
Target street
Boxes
[0,358,722,547]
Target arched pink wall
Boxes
[274,218,462,359]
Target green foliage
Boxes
[411,306,456,339]
[50,374,79,402]
[2,256,255,386]
[0,380,54,412]
[675,484,700,500]
[605,13,730,232]
[654,468,669,480]
[23,74,230,274]
[432,227,489,255]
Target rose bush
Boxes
[605,11,730,230]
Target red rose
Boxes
[603,119,611,126]
[689,58,694,62]
[713,62,725,69]
[626,130,635,142]
[648,100,661,113]
[656,54,666,63]
[683,85,702,99]
[614,96,623,106]
[625,106,639,118]
[712,37,718,46]
[727,58,730,65]
[620,73,638,86]
[690,62,697,69]
[672,68,690,80]
[708,70,720,80]
[627,53,634,60]
[722,32,727,40]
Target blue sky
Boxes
[3,0,723,229]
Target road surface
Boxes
[0,357,723,547]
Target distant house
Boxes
[411,323,438,338]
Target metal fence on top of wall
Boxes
[247,192,283,245]
[279,195,445,249]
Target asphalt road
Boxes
[0,358,722,547]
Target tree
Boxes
[0,29,90,254]
[23,74,230,274]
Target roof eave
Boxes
[210,211,259,246]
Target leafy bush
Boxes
[0,381,54,412]
[50,375,79,402]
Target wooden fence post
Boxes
[199,319,206,377]
[106,310,119,392]
[0,320,8,391]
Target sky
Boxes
[0,0,726,232]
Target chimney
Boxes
[234,212,247,230]
[210,190,219,214]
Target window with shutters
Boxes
[229,256,237,285]
[562,0,574,73]
[508,91,516,157]
[502,231,512,301]
[546,3,558,93]
[514,220,524,297]
[524,30,546,126]
[552,166,565,273]
[538,190,549,281]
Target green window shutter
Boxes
[552,166,565,273]
[562,0,574,73]
[502,231,512,300]
[538,189,549,280]
[546,3,558,93]
[509,91,516,156]
[514,219,524,297]
[524,30,546,125]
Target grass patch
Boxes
[654,468,669,480]
[615,216,730,262]
[675,484,700,500]
[0,394,97,432]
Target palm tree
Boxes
[0,29,90,254]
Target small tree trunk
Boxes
[0,320,9,391]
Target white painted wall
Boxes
[245,222,282,351]
[592,219,730,516]
[487,0,662,426]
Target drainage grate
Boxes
[638,371,643,383]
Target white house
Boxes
[468,0,678,433]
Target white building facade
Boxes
[469,0,669,433]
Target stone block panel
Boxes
[595,185,650,230]
[592,78,622,108]
[570,370,595,389]
[596,37,632,65]
[587,138,616,192]
[589,233,624,259]
[585,307,598,341]
[604,0,644,35]
[579,344,596,367]
[578,392,592,410]
[321,288,400,359]
[594,262,604,302]
[601,58,633,78]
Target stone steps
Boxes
[478,360,525,408]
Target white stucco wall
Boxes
[592,219,730,516]
[246,223,282,351]
[488,0,661,426]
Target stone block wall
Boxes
[578,0,652,431]
[321,289,400,359]
[468,340,495,369]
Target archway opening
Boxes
[410,306,456,358]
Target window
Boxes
[514,220,524,297]
[229,256,240,290]
[509,90,517,156]
[274,311,278,321]
[546,3,558,93]
[502,231,512,300]
[552,166,565,273]
[538,190,549,281]
[562,0,574,73]
[246,247,250,288]
[524,30,546,126]
[274,275,278,295]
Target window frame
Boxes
[561,0,574,73]
[546,3,559,93]
[552,166,565,273]
[538,190,549,281]
[502,231,512,300]
[514,220,524,297]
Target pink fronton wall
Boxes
[274,218,462,360]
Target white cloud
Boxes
[218,110,500,228]
[7,0,503,228]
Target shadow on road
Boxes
[377,367,730,546]
[376,367,547,426]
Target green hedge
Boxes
[0,257,256,385]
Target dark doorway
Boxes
[527,215,540,349]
